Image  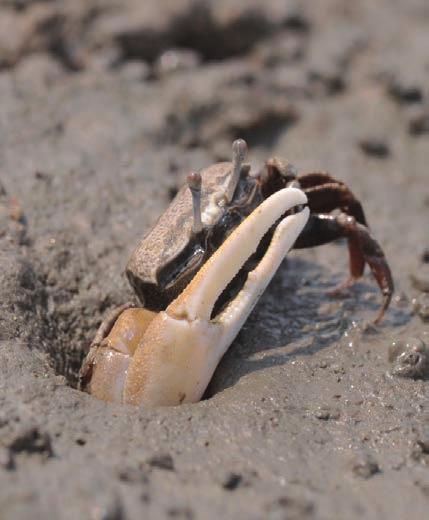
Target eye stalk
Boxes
[187,171,203,234]
[225,138,248,203]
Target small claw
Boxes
[79,307,157,400]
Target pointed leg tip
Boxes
[327,277,357,297]
[373,292,393,325]
[373,314,383,326]
[373,305,387,325]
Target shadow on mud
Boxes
[206,255,411,397]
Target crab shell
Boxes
[126,161,261,311]
[86,187,309,407]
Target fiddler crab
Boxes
[79,139,393,408]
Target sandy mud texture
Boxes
[0,1,428,519]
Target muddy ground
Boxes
[0,1,428,518]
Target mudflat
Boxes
[0,1,428,518]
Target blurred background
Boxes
[0,2,428,519]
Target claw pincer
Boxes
[81,138,394,407]
[84,188,309,407]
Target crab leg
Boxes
[123,188,309,407]
[294,212,394,323]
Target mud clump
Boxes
[389,337,429,379]
[348,452,380,479]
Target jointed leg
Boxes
[296,172,345,189]
[294,213,393,323]
[300,180,367,226]
[266,162,367,225]
[267,162,391,320]
[328,231,365,293]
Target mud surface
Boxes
[0,1,428,518]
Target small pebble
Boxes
[0,448,14,470]
[89,493,123,520]
[155,48,201,77]
[414,480,429,497]
[411,294,429,322]
[388,337,429,379]
[410,264,429,292]
[8,426,54,458]
[147,453,175,471]
[118,466,149,484]
[314,406,340,420]
[222,472,243,491]
[167,505,194,519]
[416,425,429,454]
[119,61,151,82]
[409,113,429,136]
[389,82,423,104]
[359,138,390,158]
[349,452,380,479]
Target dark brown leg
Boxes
[327,226,366,294]
[297,171,345,189]
[266,163,366,224]
[294,213,394,323]
[330,214,393,323]
[302,182,367,226]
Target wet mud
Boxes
[0,1,428,518]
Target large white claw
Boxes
[123,188,309,407]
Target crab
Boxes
[79,139,393,407]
